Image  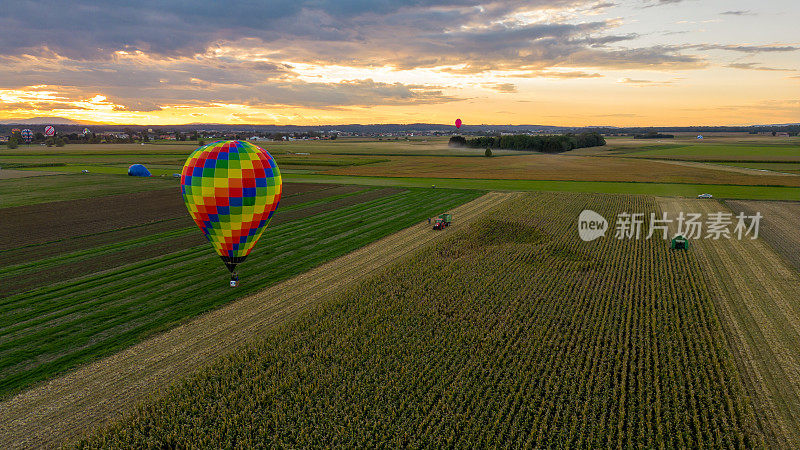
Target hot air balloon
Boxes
[455,118,462,129]
[127,164,151,176]
[180,140,282,285]
[21,129,33,143]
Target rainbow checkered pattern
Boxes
[181,140,282,271]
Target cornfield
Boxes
[81,192,760,448]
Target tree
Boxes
[55,137,66,147]
[448,136,467,147]
[7,138,19,149]
[198,139,205,146]
[34,132,45,142]
[484,147,492,157]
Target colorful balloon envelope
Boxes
[455,118,462,129]
[180,140,282,274]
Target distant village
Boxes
[1,122,798,146]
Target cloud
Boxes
[0,0,792,124]
[721,10,755,16]
[0,1,702,74]
[589,2,617,10]
[616,77,674,86]
[113,101,163,112]
[0,101,91,111]
[535,71,604,78]
[726,63,794,72]
[485,83,518,93]
[0,1,583,59]
[642,0,688,7]
[567,46,705,69]
[136,78,457,109]
[688,44,800,53]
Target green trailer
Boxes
[433,213,452,230]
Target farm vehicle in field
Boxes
[433,213,452,230]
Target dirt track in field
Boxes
[0,182,343,253]
[0,192,517,448]
[657,197,800,448]
[0,187,398,297]
[725,200,800,271]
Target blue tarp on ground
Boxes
[128,164,151,177]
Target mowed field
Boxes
[0,180,482,400]
[73,192,763,447]
[326,153,800,187]
[658,197,800,447]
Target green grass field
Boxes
[0,188,480,399]
[285,173,800,200]
[626,145,800,162]
[597,136,800,162]
[0,174,178,208]
[4,137,800,202]
[715,162,800,174]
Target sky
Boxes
[0,0,797,126]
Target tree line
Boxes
[453,132,606,153]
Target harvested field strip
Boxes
[0,192,508,448]
[657,197,800,447]
[76,192,758,448]
[0,188,481,399]
[724,200,800,271]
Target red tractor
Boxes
[432,213,452,230]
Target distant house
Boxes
[100,132,129,139]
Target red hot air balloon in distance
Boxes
[455,118,462,129]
